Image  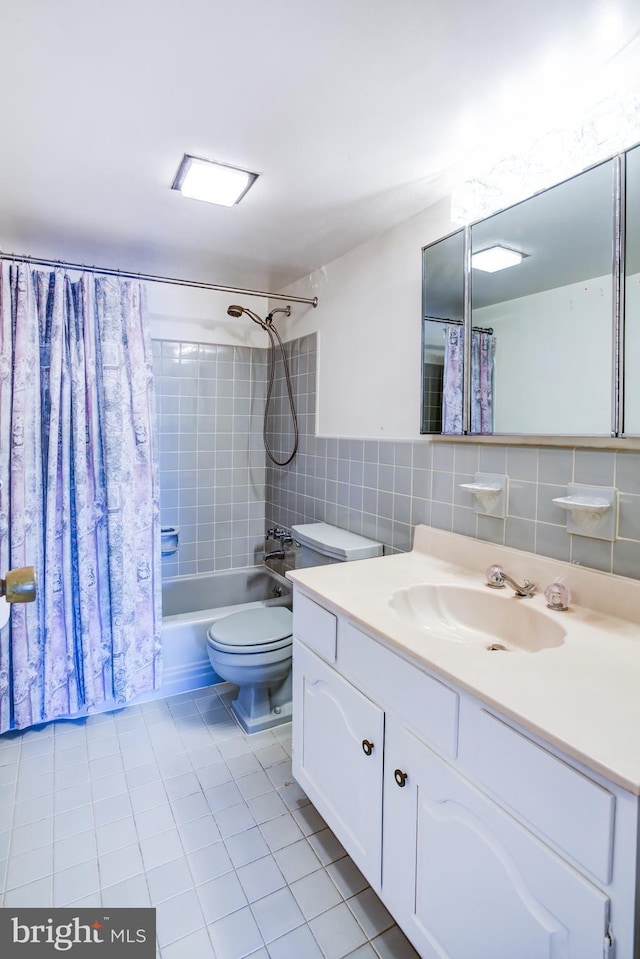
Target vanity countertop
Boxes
[287,525,640,794]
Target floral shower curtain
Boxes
[0,262,161,732]
[442,326,495,434]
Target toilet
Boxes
[206,523,383,733]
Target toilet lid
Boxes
[208,607,293,649]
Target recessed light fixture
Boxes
[472,245,525,272]
[171,154,258,207]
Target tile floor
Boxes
[0,683,420,959]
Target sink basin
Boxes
[389,584,566,653]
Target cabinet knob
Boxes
[394,768,408,788]
[361,739,374,756]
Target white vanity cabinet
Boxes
[292,587,638,959]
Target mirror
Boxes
[419,148,640,441]
[625,144,640,435]
[422,230,464,434]
[470,159,615,435]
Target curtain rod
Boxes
[425,316,493,335]
[0,251,319,308]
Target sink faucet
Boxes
[486,564,536,597]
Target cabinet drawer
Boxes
[339,621,458,759]
[293,591,337,662]
[457,697,615,884]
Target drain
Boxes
[487,643,508,652]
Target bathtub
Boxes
[158,565,292,698]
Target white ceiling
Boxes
[1,0,640,293]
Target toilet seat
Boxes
[207,607,293,655]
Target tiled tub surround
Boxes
[153,340,268,577]
[0,690,419,959]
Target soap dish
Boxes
[552,485,617,540]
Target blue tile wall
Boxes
[265,335,640,581]
[153,333,640,582]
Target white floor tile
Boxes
[178,815,221,853]
[147,855,194,903]
[171,791,211,825]
[197,870,247,923]
[347,889,394,940]
[247,790,288,825]
[308,828,347,866]
[187,841,233,884]
[135,802,176,840]
[96,817,139,857]
[292,802,327,837]
[98,842,145,888]
[370,926,421,959]
[290,868,343,920]
[251,885,304,944]
[6,845,53,890]
[208,904,264,959]
[196,761,233,789]
[163,770,202,800]
[140,827,184,870]
[156,888,205,948]
[92,792,133,827]
[260,813,304,853]
[310,902,368,959]
[101,874,151,907]
[226,826,270,869]
[11,817,54,856]
[161,925,214,959]
[2,690,409,958]
[236,854,286,903]
[215,801,256,838]
[268,924,324,959]
[54,829,97,871]
[4,875,52,906]
[53,860,100,905]
[326,858,369,900]
[205,779,243,813]
[274,839,322,885]
[129,781,168,814]
[13,793,54,827]
[266,760,294,789]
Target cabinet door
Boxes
[382,716,610,959]
[292,640,384,887]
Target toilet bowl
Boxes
[207,523,382,734]
[206,607,293,734]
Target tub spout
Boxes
[264,549,286,562]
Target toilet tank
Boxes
[291,522,383,567]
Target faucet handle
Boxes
[544,581,571,611]
[485,564,505,588]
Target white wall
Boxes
[474,275,613,434]
[147,283,269,346]
[275,198,455,439]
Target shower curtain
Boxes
[442,326,495,434]
[0,262,162,733]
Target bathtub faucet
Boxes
[264,548,286,562]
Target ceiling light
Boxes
[472,246,524,272]
[171,154,258,207]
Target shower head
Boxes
[226,303,268,329]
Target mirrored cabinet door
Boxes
[421,229,464,434]
[624,144,640,435]
[470,159,615,436]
